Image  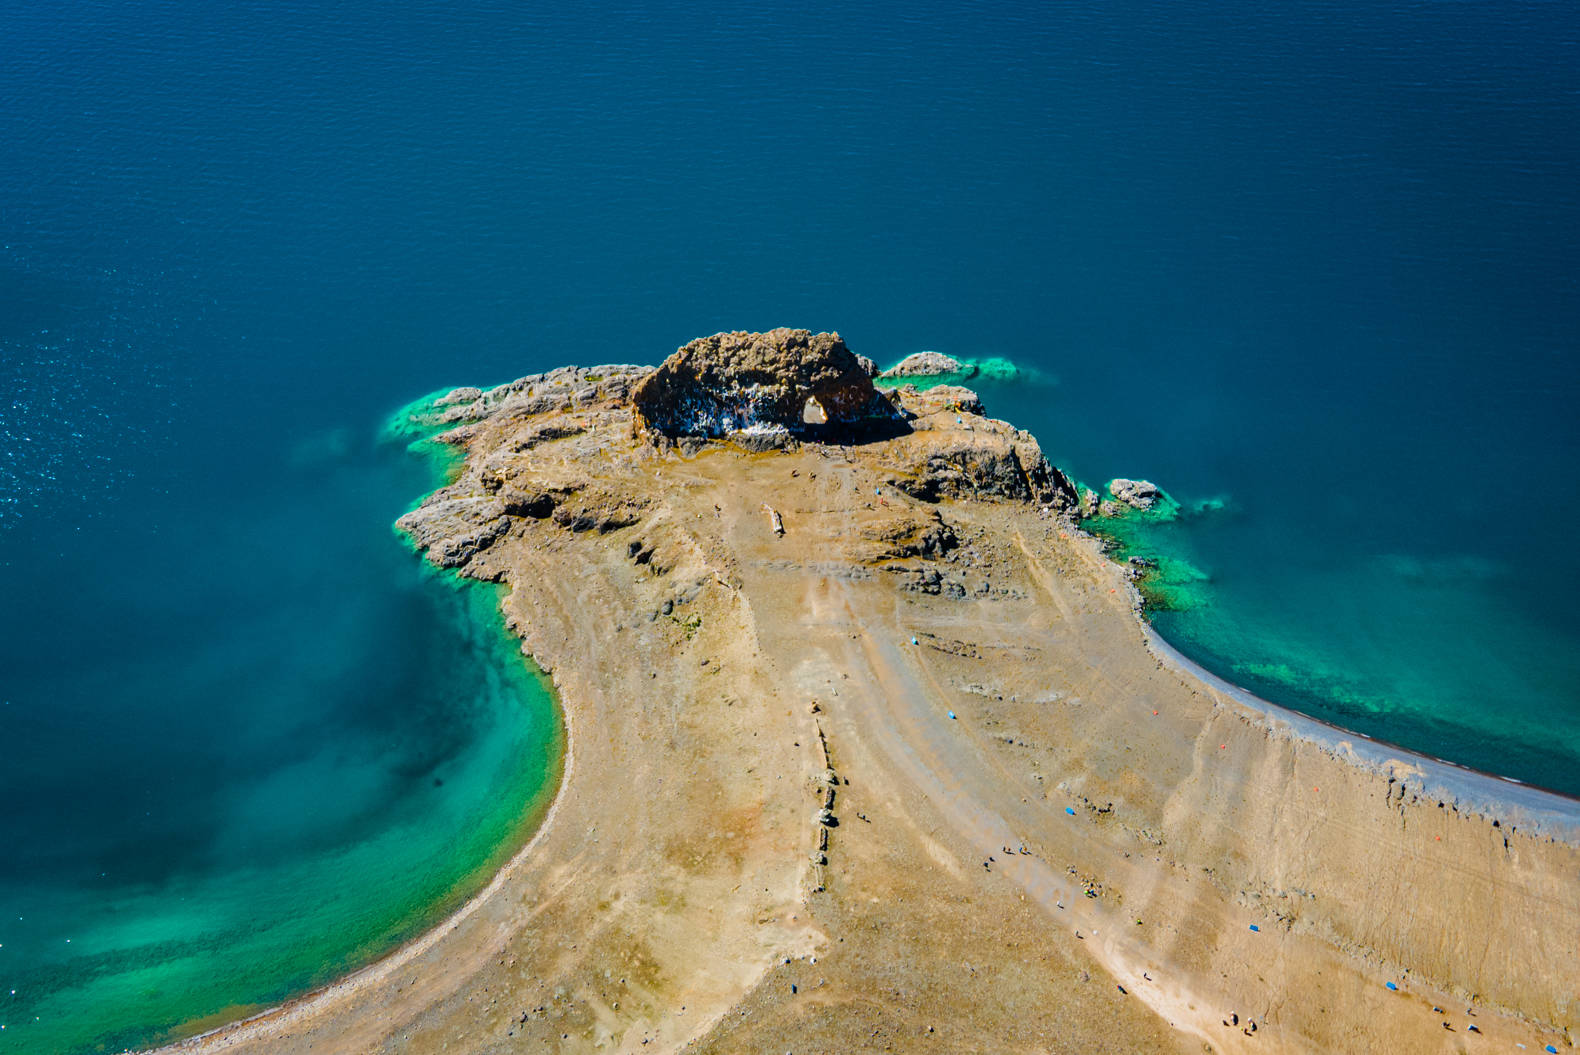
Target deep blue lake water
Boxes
[2,1,1577,1049]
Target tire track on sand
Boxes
[834,586,1226,1049]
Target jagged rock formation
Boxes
[882,384,1078,510]
[630,329,901,440]
[1106,478,1162,511]
[391,365,651,438]
[880,350,974,379]
[396,494,511,570]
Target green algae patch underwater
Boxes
[1079,485,1218,613]
[380,384,491,487]
[1080,478,1580,794]
[873,353,1051,392]
[1080,486,1410,713]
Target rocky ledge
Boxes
[396,330,1079,579]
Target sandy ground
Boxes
[161,381,1580,1055]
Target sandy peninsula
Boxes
[164,330,1579,1054]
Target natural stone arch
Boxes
[631,329,904,439]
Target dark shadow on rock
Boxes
[800,414,914,447]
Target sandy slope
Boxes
[163,374,1579,1055]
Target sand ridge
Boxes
[161,365,1580,1054]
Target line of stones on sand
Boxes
[807,716,840,896]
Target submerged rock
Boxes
[631,329,902,440]
[880,351,975,380]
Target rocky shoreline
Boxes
[165,329,1579,1055]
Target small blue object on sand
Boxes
[1385,982,1398,991]
[1547,1046,1559,1053]
[947,710,956,720]
[1065,807,1076,816]
[911,637,918,645]
[1249,924,1259,932]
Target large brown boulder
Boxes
[631,329,903,438]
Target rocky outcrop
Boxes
[395,496,511,570]
[434,386,483,407]
[881,386,1078,510]
[888,432,1073,507]
[631,329,903,440]
[394,365,651,437]
[1107,478,1163,512]
[396,330,1083,584]
[891,383,984,417]
[475,454,647,533]
[859,509,959,561]
[880,351,975,379]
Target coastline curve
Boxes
[153,345,1580,1052]
[153,627,572,1054]
[1142,626,1580,842]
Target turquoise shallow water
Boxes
[0,418,561,1053]
[2,0,1577,1049]
[1044,457,1580,790]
